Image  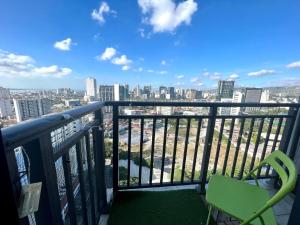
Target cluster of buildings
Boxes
[217,80,271,115]
[84,77,129,102]
[0,87,52,123]
[1,76,299,127]
[84,77,203,102]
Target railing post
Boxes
[287,174,300,225]
[271,106,299,188]
[23,134,64,225]
[112,105,119,196]
[93,109,108,214]
[279,107,298,154]
[287,107,300,159]
[0,129,20,225]
[199,106,217,193]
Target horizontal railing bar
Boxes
[2,102,104,149]
[216,115,294,119]
[118,175,276,190]
[53,121,99,160]
[118,114,292,120]
[118,115,210,119]
[105,101,300,108]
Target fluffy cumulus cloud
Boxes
[138,0,198,33]
[98,47,133,71]
[0,49,72,78]
[248,69,275,77]
[98,47,117,60]
[54,38,74,51]
[176,74,184,79]
[112,55,132,65]
[91,1,116,25]
[34,66,72,78]
[161,60,166,65]
[286,60,300,69]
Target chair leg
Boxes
[206,205,212,225]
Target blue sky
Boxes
[0,0,300,90]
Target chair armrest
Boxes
[240,205,270,225]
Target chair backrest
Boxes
[260,150,297,207]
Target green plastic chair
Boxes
[205,150,297,225]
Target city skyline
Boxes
[1,0,300,89]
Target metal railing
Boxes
[1,102,107,225]
[107,101,300,194]
[1,101,300,225]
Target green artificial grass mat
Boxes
[107,189,216,225]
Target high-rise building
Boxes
[231,91,244,115]
[0,87,13,119]
[167,87,176,100]
[99,85,114,102]
[217,80,235,100]
[175,88,185,99]
[124,84,129,99]
[186,89,202,100]
[133,85,141,99]
[13,98,52,122]
[244,88,263,112]
[85,77,97,97]
[114,84,129,101]
[260,89,270,103]
[143,86,152,99]
[159,86,167,99]
[244,88,263,103]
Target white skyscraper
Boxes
[0,87,13,118]
[114,84,127,101]
[85,77,97,97]
[260,90,270,103]
[231,91,244,115]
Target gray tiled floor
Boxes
[99,180,294,225]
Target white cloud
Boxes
[248,69,275,77]
[34,66,72,78]
[0,49,72,78]
[190,77,199,83]
[202,71,221,80]
[159,70,168,74]
[209,72,221,80]
[161,60,166,65]
[97,47,133,71]
[122,65,130,71]
[147,69,154,73]
[91,1,116,25]
[98,47,117,60]
[176,74,184,79]
[112,55,132,65]
[54,38,73,51]
[229,73,239,79]
[138,0,198,33]
[286,60,300,69]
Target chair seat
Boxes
[206,175,277,225]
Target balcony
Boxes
[1,101,300,225]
